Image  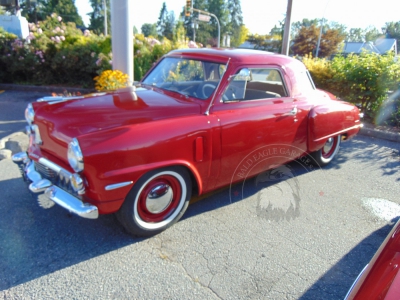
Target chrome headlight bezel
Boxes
[25,103,35,125]
[68,138,84,172]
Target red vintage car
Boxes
[12,48,362,236]
[345,218,400,299]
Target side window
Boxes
[223,68,288,102]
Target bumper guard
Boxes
[12,152,99,219]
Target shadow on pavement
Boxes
[299,220,396,300]
[0,175,141,291]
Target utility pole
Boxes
[281,0,293,56]
[111,0,133,83]
[103,0,108,36]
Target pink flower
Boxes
[84,30,91,37]
[27,32,35,41]
[58,16,62,22]
[188,41,198,48]
[37,28,43,34]
[60,36,65,41]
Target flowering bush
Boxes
[94,70,130,91]
[0,13,111,86]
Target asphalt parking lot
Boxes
[1,89,400,299]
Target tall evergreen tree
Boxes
[88,0,111,34]
[156,2,175,39]
[141,23,157,37]
[226,0,243,47]
[207,0,228,46]
[43,0,83,26]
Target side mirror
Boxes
[229,68,252,81]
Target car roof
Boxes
[167,48,298,67]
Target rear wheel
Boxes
[116,166,192,237]
[310,135,341,167]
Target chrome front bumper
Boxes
[12,152,99,219]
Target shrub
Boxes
[305,52,400,121]
[94,70,129,91]
[331,53,400,119]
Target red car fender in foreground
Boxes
[345,218,400,299]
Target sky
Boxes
[76,0,399,35]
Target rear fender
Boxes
[308,101,361,152]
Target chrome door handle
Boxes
[288,106,298,116]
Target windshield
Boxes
[142,57,226,100]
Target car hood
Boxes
[32,87,201,159]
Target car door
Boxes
[210,66,309,189]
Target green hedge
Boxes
[303,52,400,126]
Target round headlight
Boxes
[25,103,35,125]
[68,138,84,172]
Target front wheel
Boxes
[310,135,341,167]
[116,166,192,237]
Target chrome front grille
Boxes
[34,161,77,195]
[35,161,57,180]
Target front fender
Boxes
[76,114,214,213]
[308,100,361,152]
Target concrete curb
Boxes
[359,126,400,143]
[0,131,28,160]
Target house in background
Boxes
[341,38,397,55]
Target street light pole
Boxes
[192,8,220,48]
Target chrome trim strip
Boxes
[344,264,369,300]
[105,181,133,191]
[205,57,231,116]
[39,157,70,175]
[45,186,98,219]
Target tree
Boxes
[141,23,157,37]
[156,2,175,40]
[42,0,84,26]
[183,0,211,45]
[291,18,318,38]
[207,0,228,45]
[292,24,345,58]
[235,24,249,47]
[384,21,400,51]
[226,0,243,47]
[364,26,381,42]
[347,28,365,42]
[88,0,111,35]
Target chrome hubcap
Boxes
[323,137,334,155]
[146,184,173,213]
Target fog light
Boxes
[71,173,85,194]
